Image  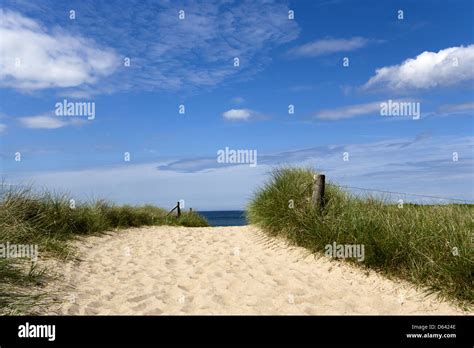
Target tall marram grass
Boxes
[247,167,473,307]
[0,185,208,314]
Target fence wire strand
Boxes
[336,185,474,204]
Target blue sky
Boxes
[0,0,473,210]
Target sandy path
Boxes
[48,225,465,315]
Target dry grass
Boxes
[247,167,473,307]
[0,184,208,314]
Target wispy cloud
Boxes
[287,37,373,58]
[18,114,84,129]
[231,96,245,105]
[437,102,474,114]
[313,99,423,121]
[0,123,6,132]
[0,9,120,91]
[19,115,66,129]
[2,1,299,95]
[9,135,473,209]
[363,44,474,91]
[421,101,474,119]
[313,101,382,120]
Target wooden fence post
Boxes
[312,174,325,209]
[177,201,181,217]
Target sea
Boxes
[198,210,247,227]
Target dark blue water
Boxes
[198,210,247,227]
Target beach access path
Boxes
[47,225,463,315]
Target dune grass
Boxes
[247,167,473,307]
[0,185,208,314]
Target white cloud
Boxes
[10,162,268,211]
[437,102,474,114]
[0,9,120,91]
[3,1,299,94]
[314,101,382,120]
[8,135,474,209]
[19,115,72,129]
[287,37,371,57]
[222,109,252,121]
[364,45,474,90]
[4,109,87,129]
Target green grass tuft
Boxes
[247,167,473,307]
[0,184,208,314]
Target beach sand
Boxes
[46,225,465,315]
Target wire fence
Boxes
[335,184,474,204]
[1,181,473,204]
[292,178,474,205]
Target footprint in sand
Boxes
[49,226,464,315]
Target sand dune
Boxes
[45,225,464,315]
